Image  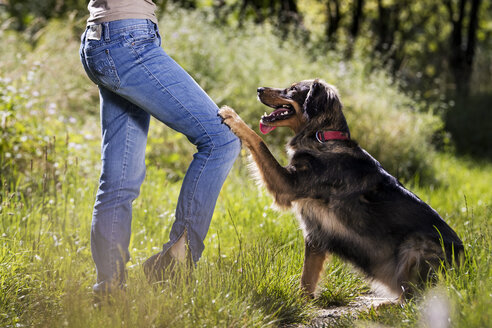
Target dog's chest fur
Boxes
[286,144,351,241]
[292,196,382,273]
[293,199,348,241]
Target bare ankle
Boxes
[169,229,188,263]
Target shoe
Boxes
[142,250,177,285]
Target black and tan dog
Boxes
[218,79,463,299]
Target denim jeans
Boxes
[79,19,240,292]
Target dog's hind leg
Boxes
[300,241,327,297]
[394,237,443,299]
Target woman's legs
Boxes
[81,19,240,291]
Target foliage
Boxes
[1,0,86,30]
[0,9,443,182]
[0,74,44,183]
[0,31,98,195]
[445,92,492,159]
[296,0,492,99]
[158,9,443,181]
[3,0,492,96]
[2,0,491,156]
[0,7,491,328]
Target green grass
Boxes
[1,149,491,327]
[1,7,491,328]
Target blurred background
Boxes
[1,0,491,185]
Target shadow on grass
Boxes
[251,277,312,326]
[315,258,370,309]
[241,242,315,326]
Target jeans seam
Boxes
[109,114,131,280]
[186,148,213,221]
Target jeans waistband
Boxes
[88,19,156,41]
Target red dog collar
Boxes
[316,131,350,142]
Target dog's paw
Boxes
[218,106,240,123]
[218,106,246,132]
[218,105,261,147]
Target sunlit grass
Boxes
[1,148,491,327]
[1,8,491,328]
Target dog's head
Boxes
[257,79,347,135]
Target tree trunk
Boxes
[279,0,300,25]
[375,0,389,53]
[350,0,364,39]
[326,0,341,44]
[464,0,481,93]
[446,0,482,98]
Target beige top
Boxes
[87,0,158,25]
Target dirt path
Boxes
[289,293,398,327]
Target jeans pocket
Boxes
[125,29,159,54]
[85,48,121,91]
[127,29,156,45]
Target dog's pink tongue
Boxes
[259,122,277,134]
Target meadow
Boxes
[1,9,491,328]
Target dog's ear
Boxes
[303,80,342,119]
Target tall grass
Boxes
[1,141,491,327]
[1,8,491,328]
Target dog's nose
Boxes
[257,87,265,94]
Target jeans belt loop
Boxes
[103,22,110,41]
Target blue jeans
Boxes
[79,19,240,291]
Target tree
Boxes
[445,0,483,97]
[326,0,341,44]
[349,0,364,40]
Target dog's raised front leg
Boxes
[218,106,296,207]
[300,241,327,297]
